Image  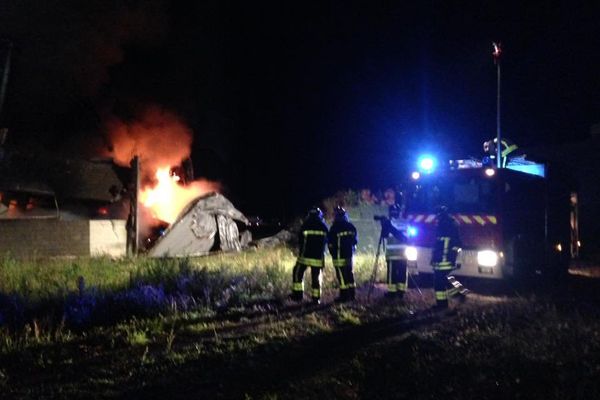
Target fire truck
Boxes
[403,155,579,280]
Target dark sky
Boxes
[1,1,599,218]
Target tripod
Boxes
[367,227,423,301]
[367,231,385,301]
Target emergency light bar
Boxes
[415,153,546,179]
[448,159,482,169]
[446,158,545,178]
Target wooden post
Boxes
[127,156,140,256]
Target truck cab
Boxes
[404,158,575,280]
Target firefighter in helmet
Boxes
[382,203,409,299]
[431,206,468,308]
[328,206,358,302]
[483,137,524,168]
[290,206,329,305]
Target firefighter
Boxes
[382,203,409,299]
[483,137,524,167]
[328,206,358,302]
[431,206,467,309]
[289,206,329,305]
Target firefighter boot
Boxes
[311,297,321,305]
[347,287,356,301]
[288,291,303,303]
[335,289,348,303]
[433,300,449,310]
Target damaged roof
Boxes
[0,147,127,202]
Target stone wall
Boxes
[0,219,126,258]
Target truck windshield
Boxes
[407,174,497,214]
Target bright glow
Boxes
[555,243,562,252]
[411,171,420,180]
[417,155,436,173]
[140,167,219,224]
[484,168,495,177]
[577,241,581,247]
[405,246,418,261]
[407,226,418,237]
[477,250,498,267]
[105,107,223,230]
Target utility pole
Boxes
[0,40,12,124]
[493,42,502,168]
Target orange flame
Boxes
[106,106,193,180]
[106,106,221,226]
[140,167,220,224]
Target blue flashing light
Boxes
[417,155,436,174]
[407,226,418,237]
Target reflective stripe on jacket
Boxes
[328,220,357,267]
[298,218,328,267]
[431,235,460,270]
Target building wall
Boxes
[89,220,127,257]
[0,219,126,258]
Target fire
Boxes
[140,167,220,224]
[105,105,222,226]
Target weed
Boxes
[333,307,361,326]
[165,324,176,354]
[128,330,150,346]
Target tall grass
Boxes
[0,248,380,302]
[0,246,382,337]
[3,247,600,398]
[0,254,136,300]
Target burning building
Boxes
[104,106,251,256]
[0,148,130,258]
[0,106,250,258]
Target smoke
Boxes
[105,104,222,227]
[106,105,193,181]
[0,0,169,133]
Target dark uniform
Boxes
[328,206,358,302]
[431,207,466,308]
[383,204,409,299]
[290,207,329,305]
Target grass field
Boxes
[1,247,600,399]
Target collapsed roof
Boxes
[148,192,249,257]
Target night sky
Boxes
[0,1,598,219]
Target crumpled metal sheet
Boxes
[216,214,241,252]
[190,209,217,240]
[190,193,248,225]
[149,192,248,257]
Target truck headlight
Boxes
[405,246,418,261]
[477,250,498,267]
